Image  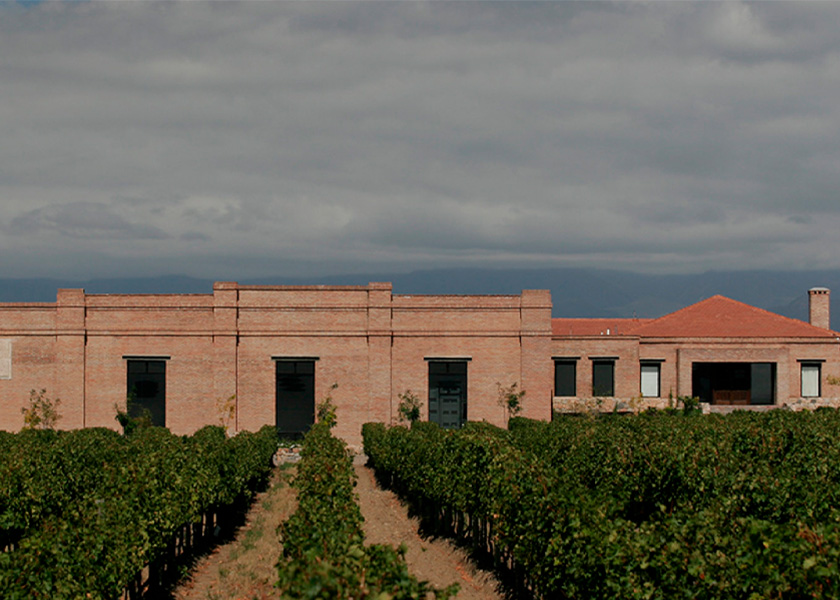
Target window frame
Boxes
[124,357,168,427]
[591,358,616,397]
[273,357,318,439]
[427,359,469,429]
[640,361,662,398]
[553,358,578,397]
[800,361,822,398]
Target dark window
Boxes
[127,360,166,427]
[751,363,776,404]
[554,361,577,396]
[428,361,467,429]
[592,360,615,397]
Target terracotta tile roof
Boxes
[551,318,650,337]
[628,295,838,338]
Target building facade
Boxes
[551,289,840,413]
[0,282,552,445]
[0,283,837,445]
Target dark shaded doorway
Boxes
[428,361,467,429]
[692,362,776,405]
[276,360,315,439]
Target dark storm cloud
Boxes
[0,1,839,279]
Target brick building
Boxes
[0,282,552,445]
[551,288,840,414]
[0,283,837,444]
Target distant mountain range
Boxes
[0,268,838,322]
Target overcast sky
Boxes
[1,1,839,280]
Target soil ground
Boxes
[172,467,296,600]
[172,457,504,600]
[353,456,505,600]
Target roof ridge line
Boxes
[630,294,839,337]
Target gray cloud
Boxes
[0,1,839,280]
[8,202,169,240]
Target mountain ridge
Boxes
[0,268,837,322]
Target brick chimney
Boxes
[809,287,830,330]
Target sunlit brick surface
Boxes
[1,284,837,443]
[0,282,553,445]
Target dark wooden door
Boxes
[428,361,467,429]
[276,360,315,439]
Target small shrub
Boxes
[21,389,62,430]
[497,381,525,420]
[397,390,421,424]
[316,383,339,429]
[114,393,153,436]
[679,395,701,415]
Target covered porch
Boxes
[691,362,776,406]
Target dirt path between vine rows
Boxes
[173,458,504,600]
[353,456,505,600]
[172,467,297,600]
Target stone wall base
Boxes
[552,397,840,415]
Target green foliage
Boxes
[20,389,61,431]
[365,411,840,599]
[278,423,458,599]
[396,389,422,424]
[0,425,278,599]
[496,381,525,419]
[113,392,153,436]
[316,383,339,429]
[679,394,701,415]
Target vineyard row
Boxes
[0,425,277,599]
[276,422,458,599]
[363,411,840,599]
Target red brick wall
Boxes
[809,288,830,330]
[0,303,58,430]
[519,289,553,422]
[0,283,554,446]
[7,282,834,440]
[82,292,217,432]
[390,292,552,431]
[550,336,639,400]
[552,335,840,412]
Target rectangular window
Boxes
[751,363,776,405]
[640,362,660,398]
[554,360,577,397]
[801,363,821,398]
[592,360,615,397]
[126,359,166,427]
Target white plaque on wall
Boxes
[0,339,11,379]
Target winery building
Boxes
[0,282,837,445]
